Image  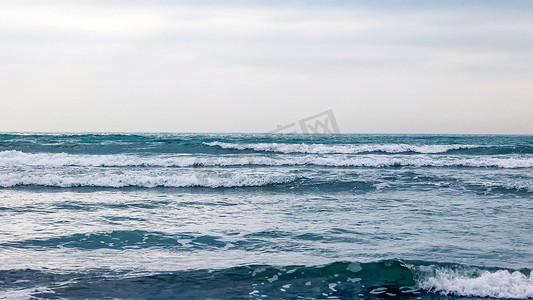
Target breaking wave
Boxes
[1,151,532,168]
[416,264,533,299]
[0,172,297,188]
[205,142,482,154]
[1,260,531,299]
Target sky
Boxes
[1,0,532,134]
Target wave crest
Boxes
[205,142,481,154]
[0,172,296,188]
[419,267,533,299]
[1,260,531,299]
[1,151,532,169]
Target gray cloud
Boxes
[0,1,532,133]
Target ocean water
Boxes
[0,133,532,299]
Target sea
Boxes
[0,133,532,299]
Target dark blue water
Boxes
[0,133,532,299]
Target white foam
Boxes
[420,269,533,299]
[0,172,297,188]
[463,179,533,193]
[0,286,54,300]
[0,150,196,167]
[205,142,481,154]
[0,151,532,169]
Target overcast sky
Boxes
[1,0,532,133]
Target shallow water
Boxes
[0,134,532,299]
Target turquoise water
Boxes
[0,133,532,299]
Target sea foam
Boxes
[1,150,532,168]
[204,142,481,154]
[0,172,297,188]
[419,268,533,299]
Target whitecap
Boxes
[419,268,533,299]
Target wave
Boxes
[466,180,533,194]
[1,150,532,169]
[2,230,228,250]
[0,150,198,167]
[2,134,532,156]
[205,141,483,154]
[2,172,530,195]
[418,267,533,299]
[1,260,531,299]
[411,262,533,299]
[0,172,297,188]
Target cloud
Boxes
[0,0,532,133]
